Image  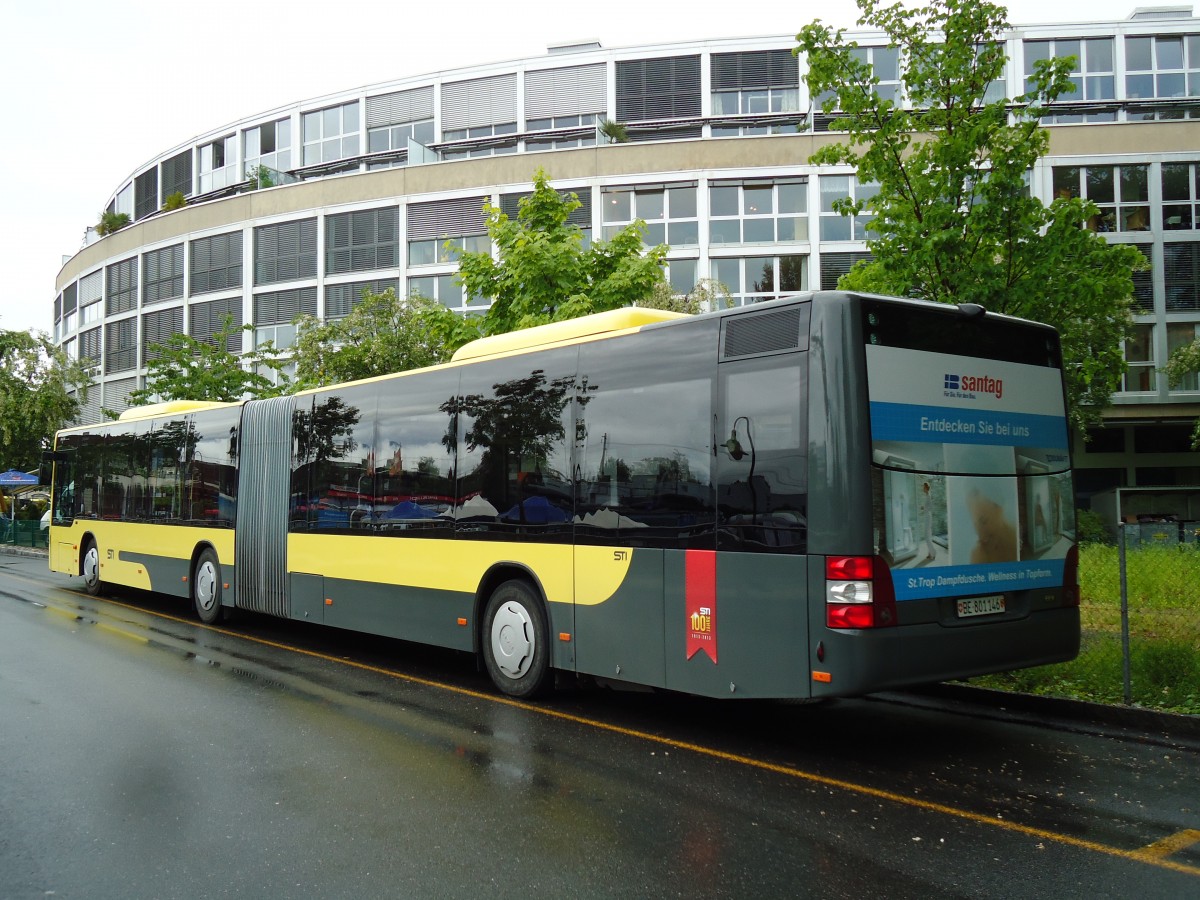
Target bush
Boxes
[96,211,131,236]
[1075,508,1108,544]
[162,191,187,211]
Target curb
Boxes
[888,682,1200,752]
[0,545,49,559]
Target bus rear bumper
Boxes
[812,606,1081,699]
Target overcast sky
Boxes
[0,0,1169,334]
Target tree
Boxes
[291,288,471,390]
[455,168,670,334]
[0,330,92,470]
[1166,341,1200,447]
[641,277,734,315]
[796,0,1143,433]
[129,316,290,405]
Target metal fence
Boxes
[1,519,48,549]
[975,521,1199,714]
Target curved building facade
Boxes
[54,10,1200,495]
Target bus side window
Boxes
[717,357,808,553]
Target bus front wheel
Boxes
[192,548,225,625]
[482,579,551,699]
[81,540,103,596]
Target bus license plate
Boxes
[957,595,1006,618]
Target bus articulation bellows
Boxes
[44,292,1080,699]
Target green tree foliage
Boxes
[129,316,290,405]
[95,210,131,236]
[796,0,1142,432]
[291,288,471,390]
[0,330,92,470]
[641,277,734,315]
[1165,339,1200,446]
[455,168,670,334]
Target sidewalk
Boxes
[0,543,48,559]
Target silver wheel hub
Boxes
[490,600,534,679]
[83,547,99,585]
[195,560,218,612]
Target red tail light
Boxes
[825,555,898,629]
[1063,543,1080,607]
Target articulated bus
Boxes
[44,292,1079,699]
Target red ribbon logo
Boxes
[685,550,717,664]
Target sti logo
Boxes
[944,372,1003,399]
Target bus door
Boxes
[665,304,812,698]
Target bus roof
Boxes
[117,400,240,421]
[451,307,690,363]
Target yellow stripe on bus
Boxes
[287,535,633,606]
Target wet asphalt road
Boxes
[1,551,1197,899]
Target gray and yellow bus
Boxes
[45,292,1079,699]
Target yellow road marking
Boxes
[42,591,1200,879]
[1137,829,1200,861]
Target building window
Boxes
[616,56,702,124]
[244,117,292,174]
[324,278,399,319]
[1052,165,1150,232]
[254,287,317,350]
[302,101,360,166]
[254,219,318,286]
[104,318,137,374]
[601,183,698,246]
[1125,34,1200,100]
[819,176,878,241]
[199,135,238,193]
[524,63,606,147]
[106,257,138,315]
[134,168,158,221]
[441,74,518,157]
[190,231,243,296]
[709,179,808,245]
[189,297,243,352]
[1167,322,1200,390]
[666,259,699,294]
[368,118,434,154]
[408,273,485,311]
[79,327,101,365]
[325,207,399,275]
[366,85,435,158]
[62,283,78,335]
[710,49,801,136]
[161,149,193,200]
[1163,162,1200,230]
[709,255,807,305]
[406,197,488,266]
[820,251,873,290]
[1024,38,1115,122]
[1165,241,1200,310]
[142,307,183,365]
[1122,323,1156,392]
[80,300,102,327]
[142,244,184,305]
[524,113,600,151]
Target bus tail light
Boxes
[1063,543,1080,607]
[825,555,898,629]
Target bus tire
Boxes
[81,539,103,597]
[192,548,225,625]
[482,579,551,699]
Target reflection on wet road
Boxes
[1,552,1197,899]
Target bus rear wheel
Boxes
[192,548,225,625]
[81,540,103,596]
[482,579,551,699]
